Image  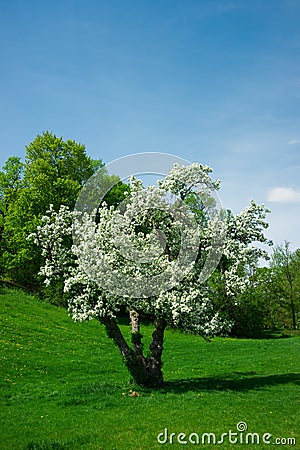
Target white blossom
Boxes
[28,163,271,337]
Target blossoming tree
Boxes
[28,163,271,387]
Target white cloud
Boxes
[268,187,300,203]
[288,140,300,145]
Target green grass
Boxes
[1,287,299,450]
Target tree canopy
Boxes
[29,162,272,386]
[0,132,103,289]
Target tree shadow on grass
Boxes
[162,372,300,394]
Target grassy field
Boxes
[1,287,299,450]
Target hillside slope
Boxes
[1,288,299,449]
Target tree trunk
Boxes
[102,315,166,388]
[289,293,297,330]
[129,309,144,361]
[146,318,166,386]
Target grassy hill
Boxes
[1,287,299,449]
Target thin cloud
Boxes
[204,2,243,16]
[268,187,300,203]
[216,3,242,12]
[288,140,300,145]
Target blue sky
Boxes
[1,0,300,253]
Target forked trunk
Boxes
[102,314,166,387]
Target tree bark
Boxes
[145,318,166,386]
[102,314,166,387]
[102,316,132,359]
[129,309,144,361]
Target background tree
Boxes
[270,242,300,329]
[0,156,24,247]
[227,266,282,337]
[0,132,102,292]
[208,203,273,336]
[29,163,271,387]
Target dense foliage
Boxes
[1,133,299,386]
[0,132,102,297]
[28,162,272,386]
[269,242,300,330]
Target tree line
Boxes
[0,132,299,346]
